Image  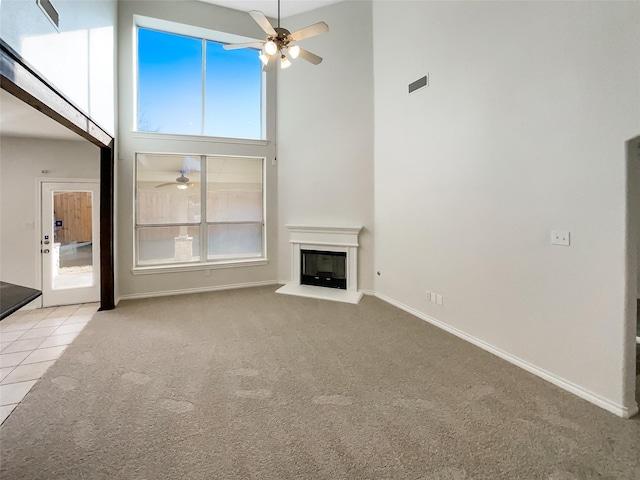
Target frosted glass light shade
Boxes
[280,56,291,69]
[289,45,300,59]
[264,41,277,55]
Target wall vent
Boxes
[37,0,59,29]
[408,75,429,94]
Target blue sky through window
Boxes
[138,27,262,139]
[205,42,262,139]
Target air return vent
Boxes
[408,75,429,94]
[38,0,59,29]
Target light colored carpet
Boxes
[1,286,639,479]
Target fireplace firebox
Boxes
[300,250,347,290]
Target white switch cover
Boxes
[551,230,570,246]
[436,294,443,305]
[430,292,437,302]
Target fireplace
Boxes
[276,225,363,304]
[300,250,347,290]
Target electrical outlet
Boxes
[551,230,570,246]
[427,289,444,305]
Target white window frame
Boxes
[132,153,268,275]
[133,15,267,141]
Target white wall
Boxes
[0,136,100,289]
[117,1,278,298]
[373,1,640,416]
[277,0,375,291]
[0,0,116,134]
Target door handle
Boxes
[42,249,50,254]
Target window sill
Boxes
[131,258,269,275]
[131,131,269,146]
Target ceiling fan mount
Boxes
[223,0,329,71]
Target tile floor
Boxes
[0,303,98,425]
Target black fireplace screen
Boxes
[300,250,347,290]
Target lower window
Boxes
[135,153,264,267]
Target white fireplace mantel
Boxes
[276,225,363,304]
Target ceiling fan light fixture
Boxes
[258,52,270,65]
[264,40,278,56]
[176,183,188,190]
[280,55,291,69]
[289,45,300,59]
[227,1,327,71]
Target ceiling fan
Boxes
[156,170,193,190]
[223,0,329,71]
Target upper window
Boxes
[137,27,264,139]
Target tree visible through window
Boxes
[137,27,263,139]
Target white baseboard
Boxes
[374,291,639,419]
[118,280,280,301]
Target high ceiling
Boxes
[198,0,343,18]
[0,1,344,141]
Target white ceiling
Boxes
[0,89,83,141]
[198,0,344,18]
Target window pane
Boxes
[137,226,200,265]
[207,224,262,259]
[204,41,262,139]
[206,156,262,223]
[137,28,203,135]
[137,154,201,225]
[52,191,93,290]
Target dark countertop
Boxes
[0,281,42,320]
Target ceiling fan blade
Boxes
[223,42,265,51]
[297,47,323,65]
[262,54,277,72]
[249,10,277,37]
[155,182,176,188]
[290,22,329,42]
